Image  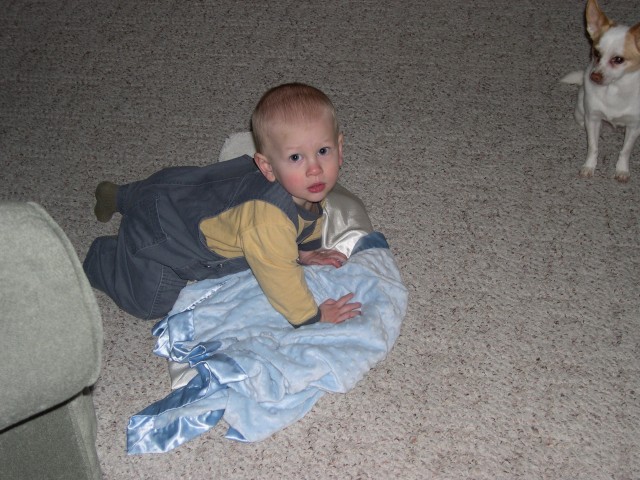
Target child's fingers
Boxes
[335,292,355,305]
[337,306,361,322]
[336,294,361,319]
[315,249,347,266]
[319,293,361,323]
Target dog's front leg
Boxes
[614,125,640,182]
[581,117,601,177]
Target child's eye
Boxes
[290,154,301,162]
[318,147,329,156]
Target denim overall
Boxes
[83,155,320,319]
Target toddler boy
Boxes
[83,83,361,327]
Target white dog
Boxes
[562,0,640,182]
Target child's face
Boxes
[255,112,343,210]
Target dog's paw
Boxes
[579,166,595,178]
[614,170,630,183]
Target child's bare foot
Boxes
[94,181,119,222]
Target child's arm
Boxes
[298,249,362,323]
[240,207,359,326]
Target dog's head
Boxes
[585,0,640,86]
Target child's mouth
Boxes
[308,183,325,193]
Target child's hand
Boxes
[319,293,361,324]
[298,248,347,268]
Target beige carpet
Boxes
[1,0,639,478]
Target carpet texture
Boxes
[1,0,639,478]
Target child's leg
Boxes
[92,167,192,223]
[92,170,184,222]
[86,166,227,316]
[83,235,187,319]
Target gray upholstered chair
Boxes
[0,202,103,480]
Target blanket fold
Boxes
[127,232,407,454]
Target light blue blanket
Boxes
[127,232,407,454]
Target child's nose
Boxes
[307,159,322,175]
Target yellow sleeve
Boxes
[238,203,320,326]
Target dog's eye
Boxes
[611,56,625,65]
[592,49,601,61]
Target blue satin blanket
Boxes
[127,232,407,454]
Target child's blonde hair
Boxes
[251,83,339,153]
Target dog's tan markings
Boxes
[586,0,612,42]
[624,23,640,72]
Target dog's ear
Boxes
[585,0,612,42]
[630,23,640,54]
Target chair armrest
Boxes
[0,202,102,430]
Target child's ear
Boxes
[338,133,344,168]
[254,153,276,182]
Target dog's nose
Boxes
[590,71,604,84]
